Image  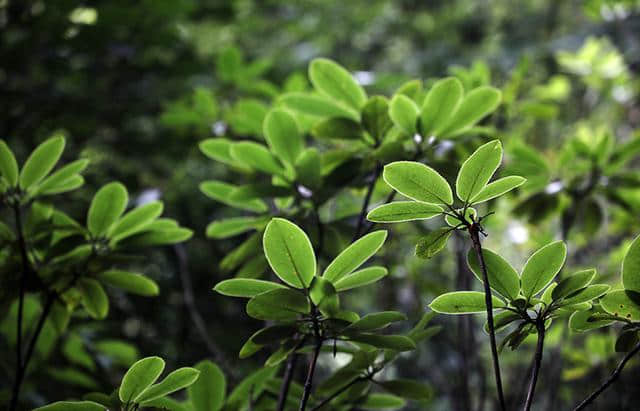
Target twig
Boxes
[299,308,323,411]
[311,376,368,410]
[277,338,306,411]
[523,321,545,411]
[572,340,640,410]
[353,165,382,241]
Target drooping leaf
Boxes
[467,248,520,301]
[189,360,226,411]
[309,58,367,111]
[552,269,597,301]
[521,241,567,299]
[263,109,304,167]
[389,94,419,136]
[440,87,502,137]
[263,218,316,288]
[333,266,388,291]
[622,234,640,293]
[324,230,387,282]
[367,201,443,223]
[77,278,109,319]
[429,291,505,314]
[420,77,463,137]
[19,135,66,189]
[119,356,165,403]
[456,140,503,203]
[415,228,453,259]
[471,176,526,204]
[0,140,19,186]
[98,270,159,297]
[362,96,392,142]
[214,279,286,298]
[246,288,310,321]
[383,161,453,205]
[87,182,129,236]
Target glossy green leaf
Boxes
[362,96,392,142]
[214,279,286,298]
[230,142,286,177]
[420,77,463,137]
[415,228,453,259]
[0,140,19,186]
[310,276,340,315]
[263,218,316,288]
[263,109,304,167]
[521,241,567,299]
[309,58,367,111]
[34,159,89,196]
[279,92,359,121]
[189,360,226,411]
[467,248,520,301]
[344,311,407,332]
[199,138,242,168]
[311,117,363,140]
[199,180,267,213]
[206,216,268,239]
[77,278,109,319]
[34,401,106,411]
[470,176,526,204]
[109,201,163,242]
[568,308,615,332]
[383,161,453,205]
[456,140,502,202]
[389,94,419,136]
[622,234,640,293]
[552,269,596,300]
[295,148,322,189]
[324,230,387,282]
[361,393,406,409]
[246,288,310,321]
[347,334,416,351]
[601,290,640,321]
[137,367,200,403]
[559,285,610,307]
[429,291,505,314]
[19,135,65,189]
[367,201,443,223]
[440,87,502,137]
[333,266,388,291]
[98,270,159,297]
[88,182,129,236]
[119,356,165,403]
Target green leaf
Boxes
[362,96,392,142]
[249,324,298,345]
[444,207,476,227]
[263,218,316,288]
[420,77,463,137]
[246,288,310,321]
[429,291,505,314]
[389,94,419,136]
[199,138,245,168]
[367,201,443,223]
[456,140,503,203]
[98,270,159,296]
[214,279,286,298]
[347,334,416,351]
[206,216,268,239]
[34,159,89,196]
[324,230,387,282]
[119,356,165,403]
[440,87,501,137]
[383,161,453,205]
[0,140,19,186]
[415,228,453,259]
[379,379,433,400]
[467,248,520,301]
[34,401,106,411]
[471,176,526,204]
[344,311,407,332]
[309,58,367,111]
[361,393,406,409]
[552,269,596,300]
[295,148,322,189]
[484,311,521,333]
[279,92,359,121]
[521,241,567,299]
[333,266,388,291]
[311,117,364,140]
[77,278,109,319]
[109,201,163,242]
[137,367,200,403]
[559,285,610,307]
[310,276,340,315]
[263,109,304,167]
[600,290,640,321]
[94,340,139,366]
[230,142,286,177]
[88,182,129,236]
[569,309,614,333]
[200,180,267,213]
[189,360,226,411]
[19,135,66,189]
[622,234,640,293]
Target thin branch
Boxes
[572,340,640,411]
[277,338,306,411]
[353,165,382,241]
[311,376,368,411]
[299,308,323,411]
[468,224,507,411]
[523,321,546,411]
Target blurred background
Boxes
[2,0,640,409]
